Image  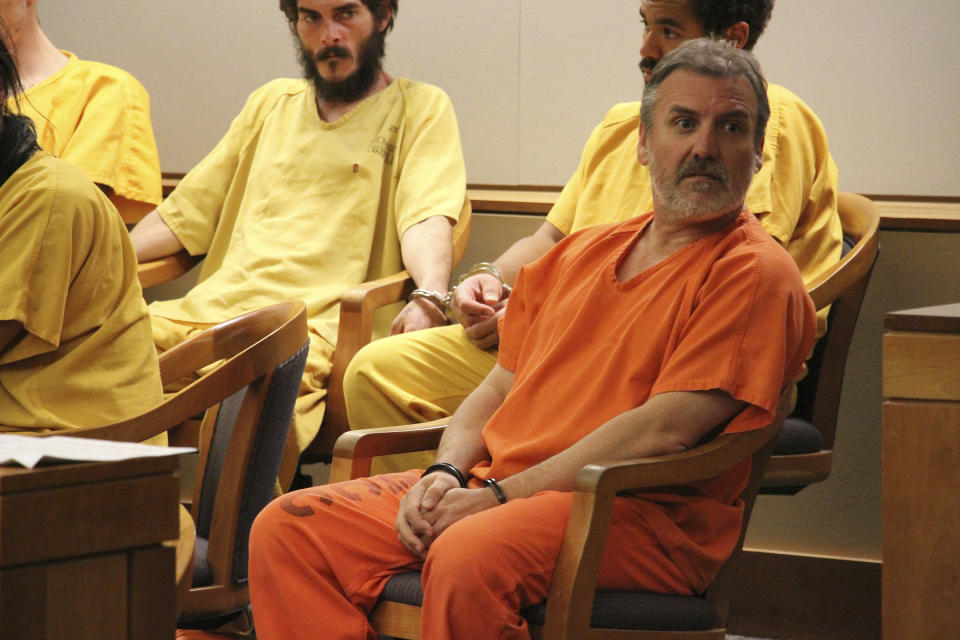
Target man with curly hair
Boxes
[131,0,468,507]
[343,0,841,475]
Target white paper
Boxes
[0,434,196,469]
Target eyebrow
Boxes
[299,1,361,14]
[667,105,752,121]
[639,10,686,30]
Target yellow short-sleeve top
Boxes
[0,152,163,431]
[12,52,162,215]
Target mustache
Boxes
[639,57,657,75]
[677,157,727,183]
[316,45,351,61]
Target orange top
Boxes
[471,210,816,592]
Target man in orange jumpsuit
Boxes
[247,38,817,640]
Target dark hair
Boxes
[641,38,770,148]
[687,0,774,50]
[279,0,398,33]
[0,19,40,185]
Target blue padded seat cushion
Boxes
[380,571,718,632]
[773,417,824,455]
[192,536,212,587]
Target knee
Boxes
[250,491,319,568]
[422,517,504,591]
[249,496,287,560]
[342,340,389,407]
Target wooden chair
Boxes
[47,301,309,628]
[762,192,880,493]
[328,392,791,639]
[137,199,472,470]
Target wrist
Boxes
[483,477,508,504]
[422,462,467,488]
[461,262,512,298]
[408,291,448,324]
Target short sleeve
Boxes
[57,67,162,207]
[496,236,574,373]
[0,163,84,355]
[158,83,279,255]
[546,119,605,236]
[496,269,529,373]
[650,237,816,430]
[392,84,467,237]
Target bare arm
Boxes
[129,209,185,263]
[498,390,746,498]
[390,215,455,335]
[453,220,566,349]
[395,363,514,556]
[433,363,514,472]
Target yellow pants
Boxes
[151,315,334,490]
[342,323,498,474]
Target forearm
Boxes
[492,220,565,286]
[498,390,746,499]
[129,209,185,263]
[435,364,514,473]
[400,215,454,293]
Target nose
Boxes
[639,29,659,62]
[319,20,341,45]
[690,127,719,160]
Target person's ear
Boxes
[722,21,750,49]
[377,7,393,33]
[637,122,650,166]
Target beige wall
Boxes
[42,0,960,195]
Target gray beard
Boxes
[649,156,752,224]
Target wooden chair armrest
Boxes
[332,270,415,367]
[137,251,201,290]
[53,302,308,446]
[326,270,416,431]
[804,192,880,310]
[329,419,448,482]
[575,419,780,495]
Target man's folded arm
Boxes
[498,389,747,499]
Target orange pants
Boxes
[249,471,694,640]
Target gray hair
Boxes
[640,38,770,147]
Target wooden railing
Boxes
[162,175,960,233]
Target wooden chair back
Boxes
[763,192,879,490]
[53,301,309,624]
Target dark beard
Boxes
[297,29,385,103]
